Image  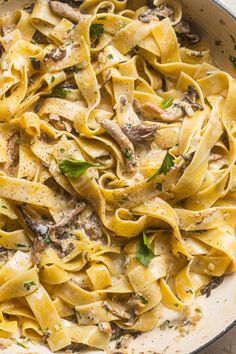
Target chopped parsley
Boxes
[159,320,174,330]
[136,231,154,267]
[60,148,65,153]
[52,84,72,99]
[16,243,27,248]
[138,293,149,304]
[42,235,51,245]
[107,54,113,60]
[51,75,56,83]
[1,205,7,209]
[24,281,37,291]
[90,24,104,39]
[98,16,107,20]
[160,97,174,109]
[156,183,162,191]
[59,159,99,178]
[124,148,133,161]
[148,151,175,181]
[186,288,194,294]
[16,341,27,349]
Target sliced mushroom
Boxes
[84,213,103,240]
[49,1,81,23]
[44,48,67,62]
[174,20,200,45]
[147,0,156,9]
[19,203,85,263]
[100,119,137,172]
[5,132,20,174]
[49,113,67,131]
[183,85,204,112]
[139,4,174,23]
[19,207,49,264]
[137,102,185,122]
[50,202,86,234]
[121,123,158,145]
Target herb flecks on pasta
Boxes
[0,0,235,352]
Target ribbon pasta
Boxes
[0,0,235,352]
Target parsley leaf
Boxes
[90,24,104,39]
[124,148,133,161]
[59,159,99,178]
[16,243,27,248]
[161,97,174,109]
[51,75,56,83]
[42,235,51,244]
[148,151,175,182]
[52,84,71,99]
[136,231,154,267]
[16,341,27,349]
[24,281,37,291]
[108,54,113,60]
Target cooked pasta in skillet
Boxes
[0,0,235,351]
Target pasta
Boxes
[0,0,235,352]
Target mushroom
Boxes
[44,48,67,62]
[136,101,185,122]
[121,123,158,145]
[174,20,200,45]
[84,213,103,240]
[100,119,137,172]
[49,1,81,23]
[139,4,174,23]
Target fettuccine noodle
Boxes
[0,0,235,352]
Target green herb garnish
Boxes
[124,148,133,161]
[136,231,154,267]
[60,148,65,153]
[52,84,72,99]
[160,97,174,109]
[98,16,107,20]
[16,243,27,248]
[59,159,99,178]
[16,341,27,349]
[51,76,55,83]
[148,151,175,182]
[138,293,149,304]
[90,24,104,39]
[159,320,174,330]
[107,54,113,60]
[186,288,194,294]
[24,281,37,291]
[1,205,7,209]
[42,235,51,245]
[156,183,162,191]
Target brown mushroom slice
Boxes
[121,123,158,145]
[137,102,184,122]
[49,1,81,23]
[100,119,137,172]
[139,4,174,23]
[174,20,200,45]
